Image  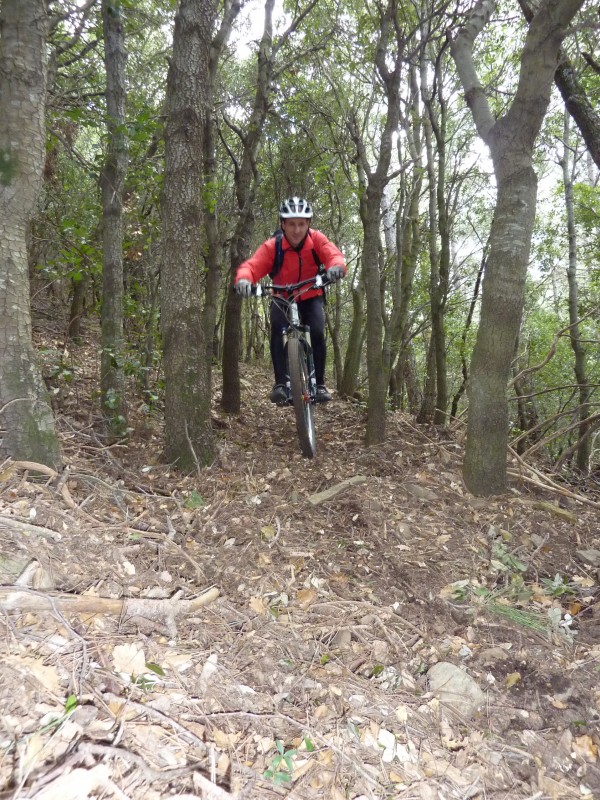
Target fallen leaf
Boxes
[389,770,406,784]
[249,596,267,614]
[505,671,521,688]
[15,657,62,694]
[296,588,317,609]
[212,728,242,749]
[260,525,276,541]
[316,749,334,766]
[573,734,598,763]
[550,697,568,709]
[112,643,146,676]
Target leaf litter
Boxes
[0,353,599,799]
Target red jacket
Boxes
[236,229,346,301]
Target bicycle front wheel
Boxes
[288,336,316,459]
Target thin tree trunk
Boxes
[0,0,61,467]
[160,0,216,469]
[391,63,423,410]
[325,289,344,388]
[201,0,242,369]
[562,113,591,472]
[100,0,128,438]
[221,0,276,413]
[339,278,366,398]
[417,333,436,423]
[348,0,403,445]
[450,247,486,419]
[429,69,450,425]
[68,275,88,344]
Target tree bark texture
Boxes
[0,0,61,468]
[160,0,216,469]
[100,0,128,439]
[451,0,584,495]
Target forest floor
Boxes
[1,321,600,800]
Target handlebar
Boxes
[252,273,331,297]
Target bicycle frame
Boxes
[255,274,327,401]
[254,274,329,457]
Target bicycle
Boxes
[252,274,331,459]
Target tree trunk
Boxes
[201,0,242,370]
[391,64,423,411]
[339,279,365,398]
[160,0,216,469]
[518,0,600,170]
[0,0,61,468]
[68,275,88,344]
[429,74,450,425]
[325,288,344,388]
[450,0,584,495]
[420,76,449,425]
[221,0,276,413]
[463,169,537,492]
[361,185,389,443]
[417,333,437,424]
[450,246,485,419]
[348,0,403,445]
[100,0,128,439]
[562,113,591,472]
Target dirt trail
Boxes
[1,360,599,799]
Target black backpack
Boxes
[269,229,324,279]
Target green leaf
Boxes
[145,662,165,676]
[64,694,78,713]
[184,489,205,509]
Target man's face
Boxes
[281,217,310,247]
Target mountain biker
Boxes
[234,196,347,405]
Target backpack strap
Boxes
[269,230,284,278]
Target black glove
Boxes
[235,279,252,297]
[326,266,344,282]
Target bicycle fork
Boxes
[282,326,317,402]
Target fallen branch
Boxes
[508,447,600,510]
[78,743,239,800]
[0,586,219,623]
[0,515,62,541]
[308,475,367,506]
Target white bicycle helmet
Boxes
[279,196,313,219]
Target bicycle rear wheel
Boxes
[288,336,316,458]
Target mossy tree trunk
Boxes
[0,0,61,468]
